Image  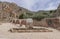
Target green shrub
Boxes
[19,14,24,19]
[32,15,45,21]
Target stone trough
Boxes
[9,28,53,33]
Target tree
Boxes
[50,11,53,13]
[32,14,45,21]
[19,14,24,19]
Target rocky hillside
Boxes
[0,2,59,22]
[0,2,32,22]
[53,5,60,17]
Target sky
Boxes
[0,0,60,11]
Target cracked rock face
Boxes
[53,4,60,17]
[0,2,30,22]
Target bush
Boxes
[19,14,24,19]
[32,15,45,21]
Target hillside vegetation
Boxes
[0,2,59,21]
[19,10,56,20]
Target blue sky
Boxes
[0,0,60,11]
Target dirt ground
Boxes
[0,23,60,39]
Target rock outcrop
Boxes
[53,4,60,17]
[0,2,31,22]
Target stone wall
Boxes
[46,17,60,28]
[33,17,60,28]
[33,19,48,27]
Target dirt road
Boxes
[0,23,60,39]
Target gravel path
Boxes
[0,23,60,39]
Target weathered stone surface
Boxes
[33,19,48,27]
[46,18,60,28]
[0,2,30,22]
[53,4,60,17]
[33,17,60,28]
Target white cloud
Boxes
[0,0,13,2]
[19,0,35,9]
[0,0,60,11]
[46,3,57,10]
[45,0,60,10]
[18,0,40,10]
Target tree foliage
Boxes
[19,14,24,19]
